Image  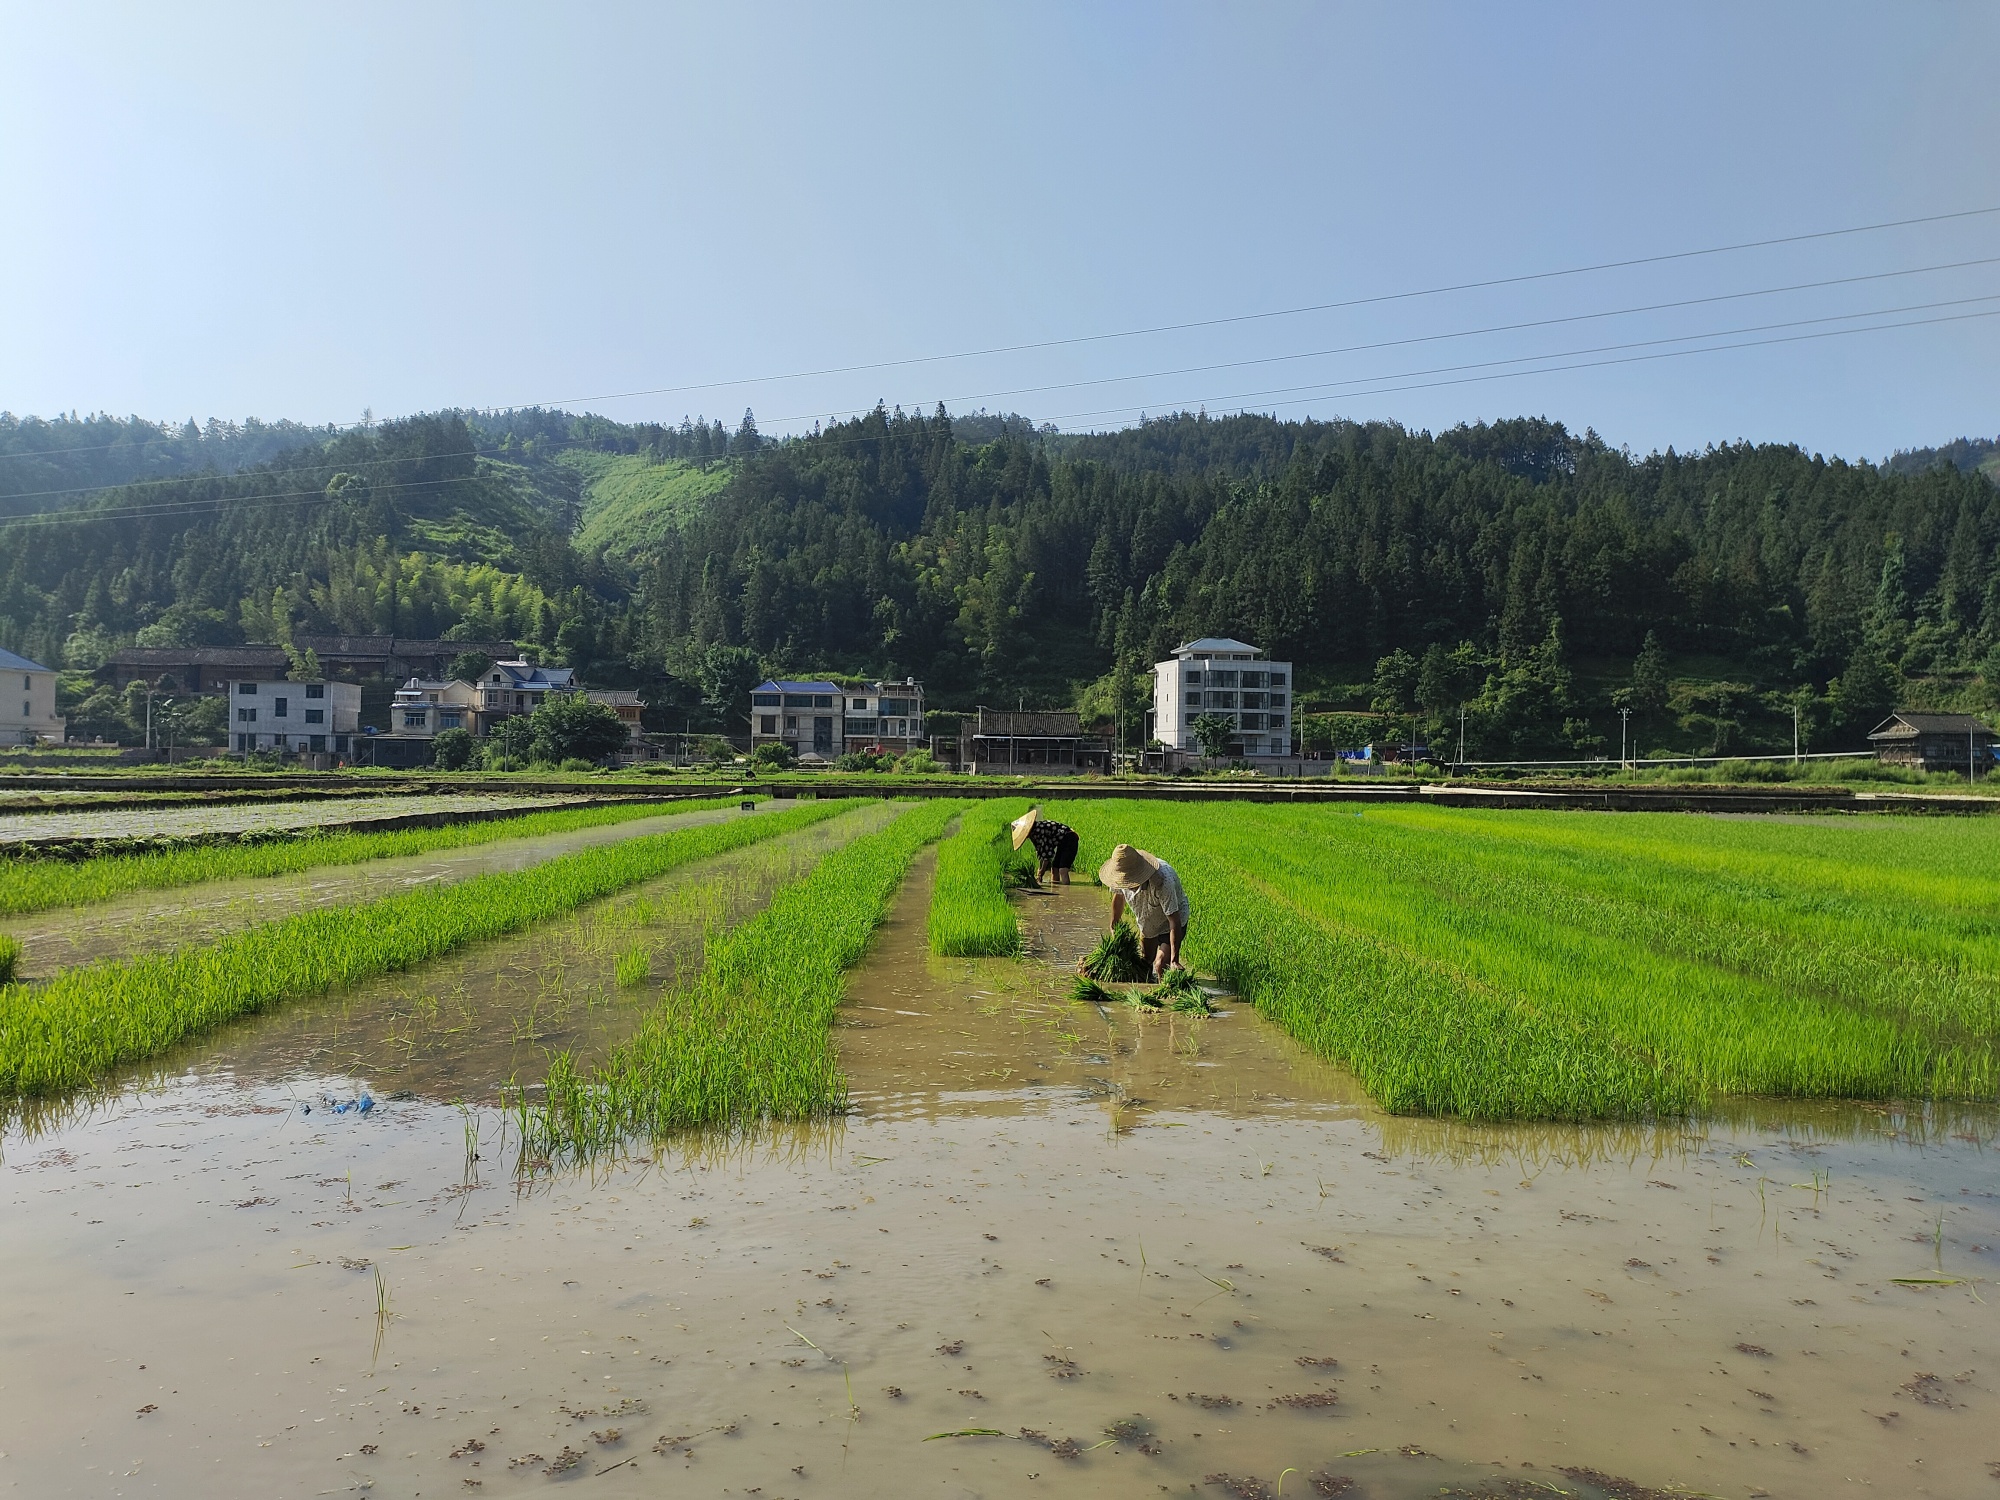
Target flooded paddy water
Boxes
[0,792,572,848]
[2,838,1997,1499]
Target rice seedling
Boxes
[1069,975,1113,1005]
[613,946,653,988]
[521,800,961,1157]
[0,796,756,917]
[0,935,18,984]
[1078,922,1147,982]
[1047,797,2000,1120]
[0,800,860,1096]
[927,802,1031,957]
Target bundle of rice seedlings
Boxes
[1079,923,1147,982]
[1070,975,1113,1005]
[0,934,19,985]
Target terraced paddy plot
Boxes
[125,802,905,1106]
[0,794,750,918]
[0,799,865,1097]
[3,799,762,976]
[0,789,574,847]
[1049,801,2000,1120]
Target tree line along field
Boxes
[4,792,1995,1141]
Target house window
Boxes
[753,693,781,708]
[274,697,288,718]
[760,715,779,735]
[305,709,325,725]
[1268,672,1287,687]
[305,683,325,699]
[851,698,867,710]
[782,694,811,709]
[1242,713,1265,731]
[21,675,30,691]
[403,712,428,729]
[1212,670,1238,688]
[1184,693,1202,708]
[239,682,258,695]
[310,736,326,752]
[1242,691,1265,709]
[1269,692,1286,709]
[784,715,798,731]
[237,707,257,723]
[1211,691,1237,709]
[438,713,460,729]
[813,695,834,709]
[1244,671,1267,689]
[1185,671,1203,685]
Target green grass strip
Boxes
[526,799,960,1153]
[927,800,1032,956]
[0,800,863,1096]
[0,796,750,916]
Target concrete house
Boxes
[750,680,846,760]
[224,678,362,756]
[968,708,1111,775]
[840,679,927,754]
[1151,637,1294,760]
[0,648,66,745]
[474,661,576,737]
[386,677,481,739]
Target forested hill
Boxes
[5,402,2000,757]
[0,412,335,519]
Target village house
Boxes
[0,648,66,746]
[1151,636,1295,762]
[473,660,576,737]
[968,708,1111,775]
[223,678,362,756]
[1867,711,1998,776]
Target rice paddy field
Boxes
[0,793,1995,1499]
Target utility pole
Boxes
[1618,706,1631,769]
[1456,704,1466,770]
[1794,700,1802,766]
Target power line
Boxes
[5,200,1996,465]
[765,288,2000,428]
[9,300,1991,535]
[509,202,2000,410]
[10,253,1999,507]
[1038,304,2000,430]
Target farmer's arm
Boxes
[1167,917,1185,966]
[1109,891,1127,929]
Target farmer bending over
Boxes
[1100,843,1190,980]
[1011,806,1079,885]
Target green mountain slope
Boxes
[559,451,731,561]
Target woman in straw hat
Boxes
[1098,843,1190,981]
[1010,806,1079,885]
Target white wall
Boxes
[0,664,64,744]
[225,680,361,752]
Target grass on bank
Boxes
[521,800,960,1156]
[926,800,1033,957]
[1048,800,2000,1120]
[0,796,751,917]
[0,800,862,1097]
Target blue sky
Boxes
[2,2,1995,459]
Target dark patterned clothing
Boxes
[1028,818,1079,870]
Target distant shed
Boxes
[1866,711,1998,775]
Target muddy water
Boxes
[5,801,762,978]
[1,860,1996,1500]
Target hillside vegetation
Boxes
[6,401,2000,760]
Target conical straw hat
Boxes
[1097,843,1160,889]
[1010,806,1040,849]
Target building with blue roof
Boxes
[0,647,66,745]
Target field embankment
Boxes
[0,800,861,1096]
[1050,801,2000,1119]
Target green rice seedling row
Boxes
[525,799,961,1155]
[0,800,862,1097]
[0,796,750,917]
[926,800,1032,956]
[1049,800,2000,1119]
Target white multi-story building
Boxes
[224,678,362,756]
[0,648,65,745]
[1151,637,1294,758]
